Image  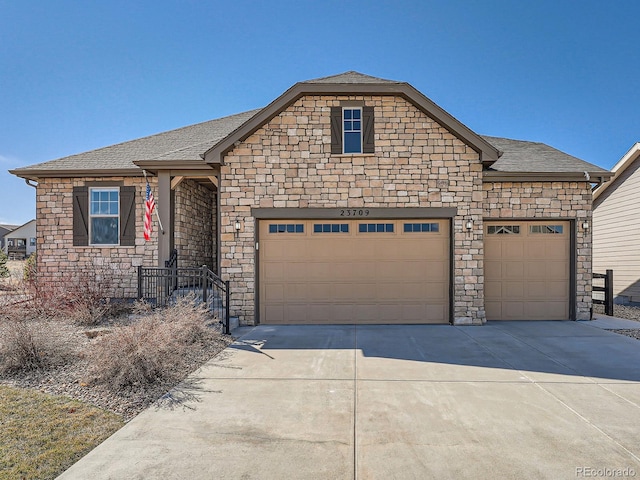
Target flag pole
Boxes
[142,170,165,235]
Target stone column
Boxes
[157,171,172,267]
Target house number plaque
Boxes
[339,209,370,217]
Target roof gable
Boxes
[202,71,501,165]
[593,143,640,202]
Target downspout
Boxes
[25,179,38,188]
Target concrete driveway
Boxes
[60,320,640,479]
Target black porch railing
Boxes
[592,269,613,317]
[137,264,231,334]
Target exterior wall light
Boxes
[235,221,241,232]
[465,219,473,230]
[582,221,589,231]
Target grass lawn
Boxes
[0,385,123,480]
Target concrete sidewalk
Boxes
[59,322,640,479]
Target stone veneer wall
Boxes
[220,95,486,325]
[174,179,215,269]
[36,176,157,298]
[483,181,593,320]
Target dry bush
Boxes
[26,266,131,325]
[85,297,220,392]
[0,317,70,373]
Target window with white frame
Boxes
[343,107,362,153]
[90,188,119,245]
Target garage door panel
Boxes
[485,221,569,321]
[350,283,377,300]
[263,263,284,281]
[526,262,546,279]
[485,281,502,298]
[502,262,524,278]
[260,218,449,324]
[525,242,547,259]
[485,262,502,279]
[264,283,285,302]
[485,301,501,319]
[284,262,309,280]
[264,305,285,323]
[527,281,546,298]
[505,282,524,298]
[306,283,332,299]
[503,302,525,318]
[545,281,567,297]
[547,262,569,278]
[425,262,446,280]
[424,304,447,323]
[504,241,525,258]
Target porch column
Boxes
[157,171,172,267]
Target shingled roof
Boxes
[10,110,259,176]
[302,71,400,84]
[482,136,610,179]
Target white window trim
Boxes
[342,106,363,154]
[89,187,120,246]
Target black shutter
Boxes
[72,186,89,246]
[363,106,375,154]
[330,107,342,154]
[119,186,136,246]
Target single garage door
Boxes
[259,219,449,324]
[484,221,570,320]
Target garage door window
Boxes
[529,225,564,234]
[268,224,304,234]
[359,223,394,233]
[313,224,349,233]
[487,225,520,235]
[404,223,439,233]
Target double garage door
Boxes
[259,219,449,324]
[258,218,570,324]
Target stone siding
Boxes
[220,95,486,325]
[174,179,215,269]
[36,177,157,298]
[483,181,593,320]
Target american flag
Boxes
[144,180,156,241]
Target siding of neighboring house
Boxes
[593,155,640,303]
[0,226,14,250]
[4,220,36,258]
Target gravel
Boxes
[0,315,232,422]
[592,303,640,341]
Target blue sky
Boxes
[1,0,638,225]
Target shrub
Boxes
[0,249,9,278]
[0,318,69,373]
[27,266,127,325]
[23,252,36,281]
[85,297,219,392]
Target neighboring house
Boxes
[593,143,640,304]
[3,219,36,259]
[0,224,18,252]
[9,72,612,325]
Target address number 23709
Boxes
[339,209,370,217]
